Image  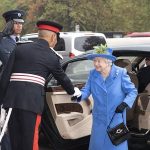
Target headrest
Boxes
[114,59,132,72]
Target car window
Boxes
[65,60,94,84]
[21,37,38,42]
[116,56,137,63]
[74,36,106,52]
[47,59,94,86]
[54,38,65,51]
[47,56,140,87]
[28,38,38,42]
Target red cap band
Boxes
[38,25,60,33]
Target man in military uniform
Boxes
[0,9,25,150]
[0,9,25,71]
[0,20,81,150]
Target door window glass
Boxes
[65,59,94,84]
[74,36,106,52]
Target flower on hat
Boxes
[86,44,116,61]
[93,44,113,55]
[93,44,107,54]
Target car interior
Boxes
[44,55,150,142]
[114,57,150,136]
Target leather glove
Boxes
[115,102,128,113]
[71,87,82,102]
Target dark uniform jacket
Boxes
[137,65,150,93]
[0,36,16,67]
[0,39,74,114]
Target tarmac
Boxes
[39,132,150,150]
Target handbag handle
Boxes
[107,113,124,129]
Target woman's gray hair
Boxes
[106,59,113,66]
[2,20,14,36]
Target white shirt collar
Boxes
[10,35,16,42]
[10,35,20,42]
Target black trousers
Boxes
[8,108,41,150]
[1,131,11,150]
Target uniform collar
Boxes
[108,65,119,79]
[10,35,20,42]
[10,35,17,42]
[37,39,49,47]
[37,39,63,59]
[50,47,63,60]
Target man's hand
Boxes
[115,102,128,113]
[71,87,82,102]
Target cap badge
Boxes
[18,13,21,17]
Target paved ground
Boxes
[128,137,150,150]
[39,133,51,150]
[39,133,150,150]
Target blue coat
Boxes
[81,65,138,150]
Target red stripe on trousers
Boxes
[33,115,41,150]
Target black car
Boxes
[41,44,150,150]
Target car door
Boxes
[45,58,94,140]
[41,58,94,150]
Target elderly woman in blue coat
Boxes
[73,45,138,150]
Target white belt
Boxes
[10,73,45,86]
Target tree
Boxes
[0,0,150,33]
[0,0,17,30]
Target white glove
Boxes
[73,87,82,97]
[71,87,82,102]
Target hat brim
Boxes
[87,54,116,61]
[13,19,24,23]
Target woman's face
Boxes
[93,57,110,73]
[13,21,23,35]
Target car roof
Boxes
[110,44,150,52]
[124,32,150,37]
[21,32,106,39]
[63,44,150,62]
[107,37,150,46]
[61,32,106,37]
[110,44,150,57]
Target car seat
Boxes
[145,83,150,95]
[114,59,138,121]
[114,58,132,72]
[133,93,150,130]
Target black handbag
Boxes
[107,113,130,146]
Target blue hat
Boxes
[86,44,116,61]
[2,10,25,23]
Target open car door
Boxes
[41,59,94,150]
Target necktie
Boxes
[15,37,19,42]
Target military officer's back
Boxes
[0,20,79,150]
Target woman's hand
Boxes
[115,102,128,113]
